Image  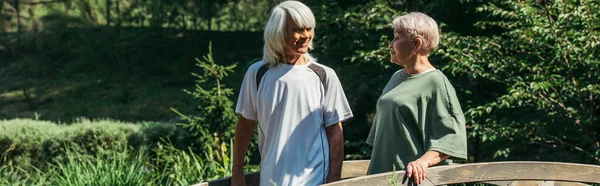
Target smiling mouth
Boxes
[296,40,309,48]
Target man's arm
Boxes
[326,122,344,183]
[231,115,257,186]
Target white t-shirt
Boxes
[236,60,354,186]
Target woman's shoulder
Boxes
[311,61,344,78]
[391,69,405,78]
[427,70,458,95]
[428,70,451,82]
[248,61,266,70]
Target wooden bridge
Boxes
[195,160,600,186]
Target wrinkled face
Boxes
[284,16,313,56]
[388,30,416,65]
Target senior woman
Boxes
[231,1,353,186]
[366,12,467,184]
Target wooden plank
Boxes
[426,161,600,185]
[193,160,371,186]
[192,172,260,186]
[485,181,590,186]
[321,171,408,186]
[484,180,515,186]
[195,161,600,186]
[323,161,600,186]
[321,170,437,186]
[341,160,370,179]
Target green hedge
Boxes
[0,118,192,169]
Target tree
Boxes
[172,41,238,155]
[439,0,600,163]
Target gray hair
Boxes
[263,0,316,66]
[392,12,440,54]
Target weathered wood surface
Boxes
[484,180,591,186]
[192,172,260,186]
[323,161,600,186]
[194,161,600,186]
[192,160,370,186]
[341,160,370,179]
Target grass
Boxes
[1,146,168,185]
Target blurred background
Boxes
[0,0,599,185]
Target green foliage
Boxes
[2,145,172,185]
[47,147,158,186]
[0,0,269,32]
[173,42,238,150]
[170,41,259,181]
[309,2,403,159]
[309,0,600,164]
[153,138,258,185]
[0,118,190,169]
[153,142,208,185]
[0,164,48,186]
[439,0,600,163]
[387,165,399,186]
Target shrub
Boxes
[0,118,190,169]
[47,147,159,186]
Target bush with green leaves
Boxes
[0,118,190,169]
[1,146,164,186]
[309,0,600,164]
[438,0,600,163]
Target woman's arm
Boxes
[326,122,344,183]
[405,150,450,184]
[231,115,257,186]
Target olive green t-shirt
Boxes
[366,69,467,174]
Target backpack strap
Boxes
[256,63,327,91]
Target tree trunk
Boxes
[0,0,4,33]
[16,0,21,45]
[116,0,121,27]
[106,0,111,25]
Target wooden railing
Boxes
[194,160,600,186]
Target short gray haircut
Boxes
[263,0,316,66]
[392,12,440,54]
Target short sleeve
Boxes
[366,116,376,145]
[235,63,260,121]
[426,79,468,160]
[323,69,354,127]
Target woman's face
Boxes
[388,30,416,65]
[284,16,313,56]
